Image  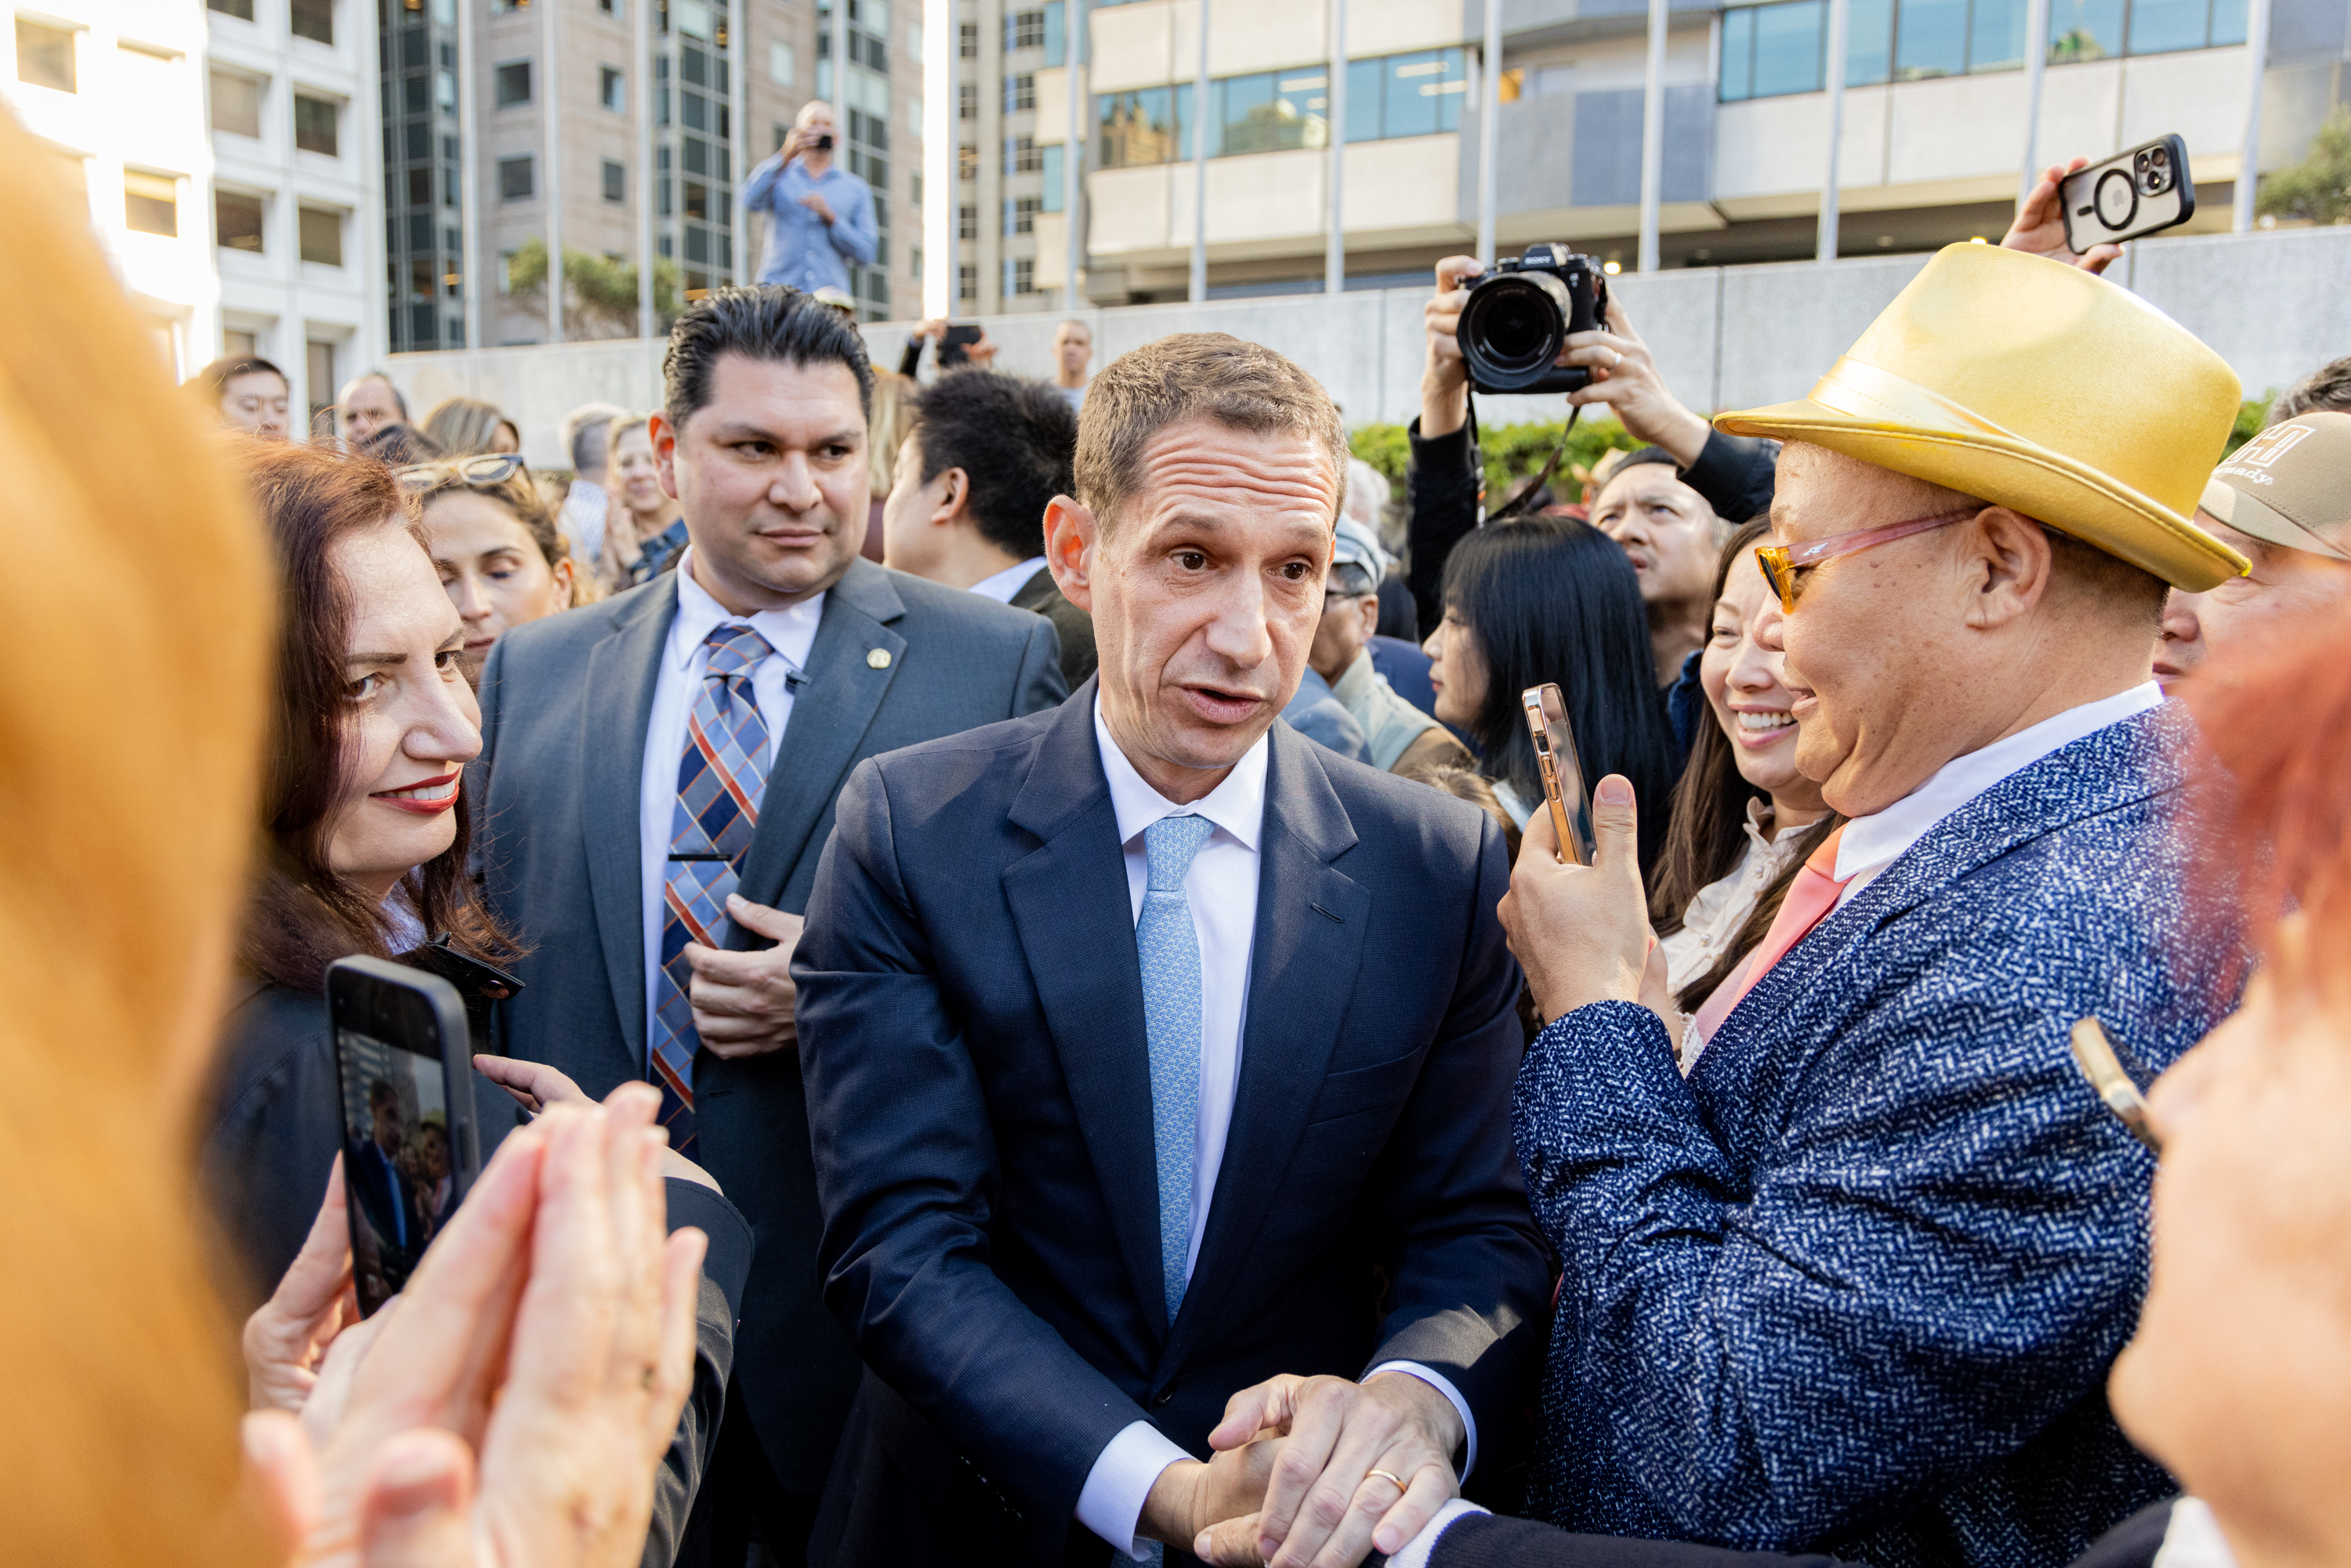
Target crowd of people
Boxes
[16,100,2351,1568]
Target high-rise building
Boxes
[379,0,925,349]
[2,0,389,425]
[950,0,2351,308]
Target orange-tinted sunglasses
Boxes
[1755,509,1979,613]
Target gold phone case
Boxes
[1521,683,1593,865]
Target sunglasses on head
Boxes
[395,452,529,492]
[1753,509,1980,614]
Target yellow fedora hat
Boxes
[1715,242,2248,591]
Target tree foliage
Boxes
[1349,412,1639,507]
[504,237,683,339]
[2257,103,2351,227]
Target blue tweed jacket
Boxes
[1513,701,2241,1568]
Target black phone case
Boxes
[328,956,483,1312]
[2061,134,2196,253]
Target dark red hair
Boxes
[238,442,518,991]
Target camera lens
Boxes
[1458,271,1572,392]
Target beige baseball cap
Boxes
[2202,411,2351,561]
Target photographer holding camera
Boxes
[744,101,877,295]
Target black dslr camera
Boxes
[1456,244,1610,394]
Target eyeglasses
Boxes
[1753,509,1980,614]
[394,452,528,492]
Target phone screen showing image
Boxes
[335,1022,455,1316]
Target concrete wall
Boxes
[387,225,2351,469]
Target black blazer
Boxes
[795,686,1551,1565]
[197,980,756,1568]
[1010,563,1098,690]
[472,556,1067,1494]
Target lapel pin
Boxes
[867,647,892,669]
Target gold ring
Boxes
[1364,1468,1407,1494]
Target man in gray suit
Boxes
[471,285,1067,1559]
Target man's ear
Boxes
[1043,494,1098,614]
[1357,592,1381,641]
[1964,506,2054,630]
[929,467,969,531]
[649,411,683,502]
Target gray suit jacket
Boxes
[472,555,1066,1494]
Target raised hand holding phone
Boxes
[1521,683,1594,866]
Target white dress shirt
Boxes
[1831,683,2166,910]
[968,554,1049,605]
[636,551,826,1053]
[1074,699,1476,1560]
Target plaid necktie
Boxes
[650,624,774,1159]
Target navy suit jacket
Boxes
[795,686,1551,1564]
[1513,703,2241,1568]
[472,556,1066,1494]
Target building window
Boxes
[16,18,75,92]
[293,93,339,156]
[299,205,342,265]
[958,21,978,56]
[1005,195,1038,234]
[603,158,625,201]
[600,0,620,13]
[216,190,265,252]
[1005,135,1041,173]
[958,81,976,120]
[408,166,433,206]
[1041,142,1066,208]
[1340,49,1465,144]
[291,0,334,44]
[770,40,795,85]
[124,170,177,236]
[498,248,518,292]
[495,60,534,108]
[498,155,535,200]
[958,202,976,238]
[1002,256,1034,295]
[208,0,256,19]
[209,70,262,136]
[1096,86,1189,168]
[601,65,625,110]
[1005,73,1034,113]
[1009,9,1045,49]
[958,263,976,300]
[958,142,977,180]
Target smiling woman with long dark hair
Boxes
[201,442,521,1300]
[1422,515,1681,870]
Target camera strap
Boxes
[1476,396,1582,524]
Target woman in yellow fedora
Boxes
[1496,240,2248,1568]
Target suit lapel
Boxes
[1009,565,1056,614]
[731,559,907,930]
[580,581,679,1066]
[1002,683,1170,1329]
[1163,726,1367,1374]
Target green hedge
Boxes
[1350,413,1642,507]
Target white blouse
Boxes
[1658,798,1817,996]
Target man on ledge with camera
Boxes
[1496,239,2248,1568]
[745,100,877,296]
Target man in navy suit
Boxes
[471,286,1066,1558]
[795,333,1549,1568]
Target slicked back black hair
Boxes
[905,368,1077,561]
[662,284,875,433]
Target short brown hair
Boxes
[1073,333,1346,534]
[2273,354,2351,422]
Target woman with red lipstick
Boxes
[411,452,593,683]
[200,442,523,1300]
[1647,521,1841,1040]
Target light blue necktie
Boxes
[1138,813,1214,1331]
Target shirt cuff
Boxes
[1382,1497,1491,1568]
[1365,1362,1478,1480]
[1074,1420,1191,1561]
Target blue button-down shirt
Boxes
[743,155,877,293]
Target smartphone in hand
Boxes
[1522,683,1594,865]
[328,956,483,1316]
[2063,136,2197,253]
